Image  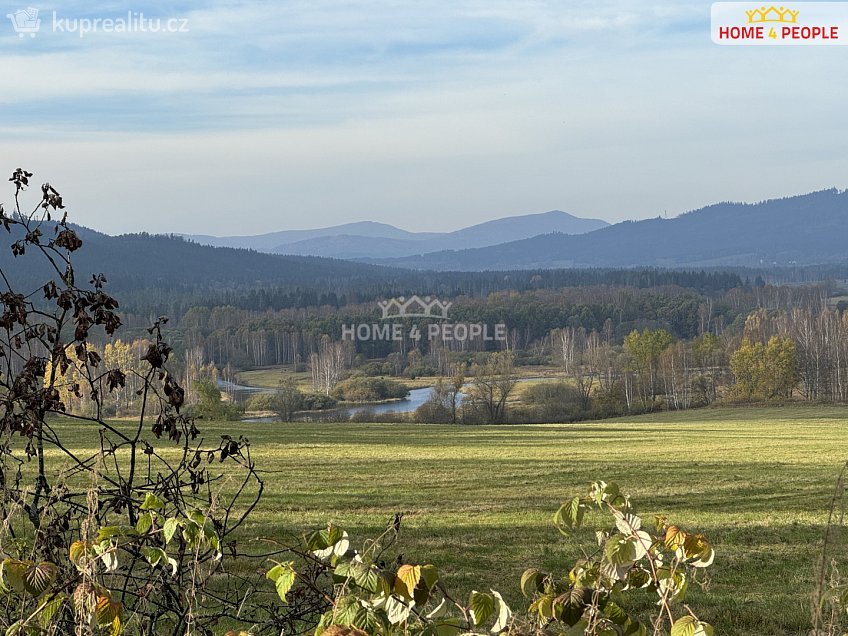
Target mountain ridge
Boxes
[361,189,848,270]
[184,210,610,258]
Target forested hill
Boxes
[0,222,745,317]
[368,189,848,270]
[0,228,399,293]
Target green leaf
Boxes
[671,616,698,636]
[590,480,622,505]
[382,594,412,625]
[188,509,206,527]
[163,517,180,546]
[623,620,648,636]
[308,524,345,551]
[95,593,122,628]
[266,561,297,604]
[140,493,165,511]
[520,568,544,597]
[528,594,554,621]
[604,535,639,567]
[4,620,29,635]
[569,561,600,589]
[625,567,652,590]
[35,592,67,628]
[3,561,57,597]
[358,607,389,632]
[334,595,362,627]
[310,526,350,561]
[333,560,351,579]
[432,618,462,636]
[658,568,689,603]
[99,549,118,573]
[141,547,176,574]
[564,618,590,635]
[68,541,93,569]
[490,590,512,633]
[182,520,202,549]
[613,511,642,535]
[553,497,585,530]
[135,512,153,535]
[420,564,439,590]
[4,592,67,634]
[556,586,589,625]
[351,563,381,594]
[314,611,333,636]
[141,547,165,567]
[468,590,495,626]
[664,526,686,551]
[603,601,629,625]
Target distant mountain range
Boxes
[4,190,845,299]
[361,189,848,270]
[184,210,610,259]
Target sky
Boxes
[0,1,846,236]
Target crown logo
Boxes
[377,295,453,320]
[746,5,799,24]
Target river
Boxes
[220,376,551,422]
[219,380,450,420]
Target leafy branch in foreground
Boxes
[259,482,715,636]
[260,516,513,636]
[522,481,714,636]
[0,169,266,635]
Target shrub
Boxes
[518,381,585,422]
[414,399,452,423]
[190,377,243,420]
[302,392,339,410]
[246,392,275,411]
[333,376,408,402]
[403,363,438,379]
[270,379,304,421]
[357,361,386,376]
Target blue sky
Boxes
[1,1,846,235]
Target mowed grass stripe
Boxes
[44,406,848,634]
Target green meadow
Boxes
[47,406,848,634]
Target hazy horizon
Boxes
[162,186,848,238]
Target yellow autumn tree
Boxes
[43,344,89,414]
[730,336,798,400]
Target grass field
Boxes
[47,406,848,634]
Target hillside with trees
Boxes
[371,189,848,270]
